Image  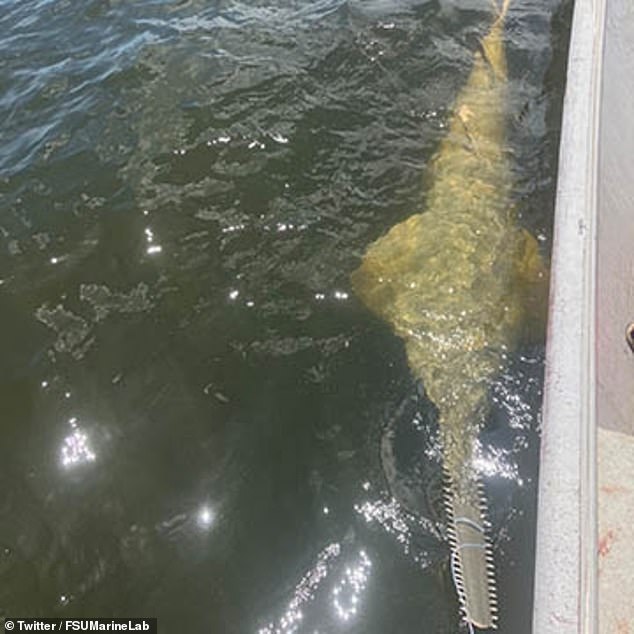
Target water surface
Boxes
[0,0,570,631]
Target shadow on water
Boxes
[0,0,571,631]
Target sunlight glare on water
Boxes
[60,417,97,469]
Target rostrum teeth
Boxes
[442,474,499,629]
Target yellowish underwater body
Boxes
[351,0,547,628]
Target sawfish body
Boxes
[351,1,546,628]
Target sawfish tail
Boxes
[481,0,512,82]
[443,468,498,630]
[491,0,511,23]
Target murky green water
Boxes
[1,0,570,632]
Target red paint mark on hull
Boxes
[598,529,617,558]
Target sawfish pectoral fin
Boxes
[350,213,423,323]
[514,228,549,342]
[350,252,394,322]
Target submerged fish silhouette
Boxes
[351,0,547,628]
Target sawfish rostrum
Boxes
[351,0,546,628]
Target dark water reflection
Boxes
[0,0,570,631]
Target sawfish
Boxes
[351,0,547,628]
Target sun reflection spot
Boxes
[60,422,96,469]
[473,449,521,483]
[222,223,246,234]
[353,496,443,555]
[197,505,215,529]
[331,550,372,622]
[144,226,163,255]
[257,543,340,634]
